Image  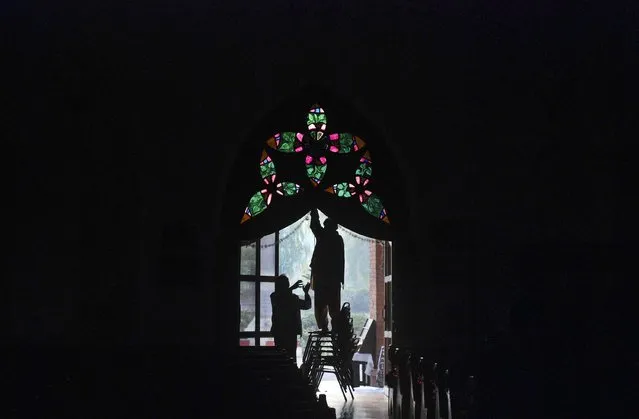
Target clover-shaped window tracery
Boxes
[241,105,389,225]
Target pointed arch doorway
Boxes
[219,87,410,380]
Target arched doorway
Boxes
[218,86,412,360]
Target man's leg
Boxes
[327,286,342,331]
[314,290,329,331]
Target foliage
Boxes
[342,288,370,313]
[240,311,254,332]
[350,312,369,337]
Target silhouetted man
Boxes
[270,275,312,359]
[309,208,345,331]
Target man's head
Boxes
[323,218,337,231]
[274,275,290,293]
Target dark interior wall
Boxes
[9,0,633,373]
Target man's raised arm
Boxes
[310,208,322,237]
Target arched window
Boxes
[234,102,398,355]
[240,104,390,225]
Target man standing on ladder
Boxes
[309,208,345,332]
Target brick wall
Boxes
[369,241,386,369]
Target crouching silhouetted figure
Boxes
[270,275,312,359]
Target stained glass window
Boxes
[355,151,373,179]
[325,182,356,198]
[267,132,304,153]
[259,151,276,179]
[307,106,327,140]
[241,104,390,224]
[276,182,301,196]
[361,193,385,219]
[328,133,366,154]
[305,155,328,186]
[262,104,366,187]
[247,191,268,216]
[241,149,302,224]
[324,150,389,223]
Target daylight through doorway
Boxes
[238,210,392,386]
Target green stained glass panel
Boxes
[279,182,301,196]
[259,159,276,179]
[355,162,373,178]
[339,133,354,153]
[248,191,268,216]
[307,112,327,125]
[306,163,327,182]
[335,182,352,198]
[278,132,298,152]
[361,193,385,219]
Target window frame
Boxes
[238,231,280,345]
